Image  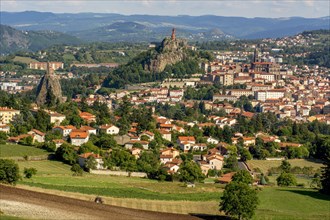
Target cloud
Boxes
[304,0,315,7]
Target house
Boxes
[125,140,149,150]
[99,124,120,135]
[199,161,211,176]
[163,158,182,174]
[160,154,173,164]
[207,154,224,170]
[232,137,256,146]
[80,126,97,135]
[28,129,45,143]
[177,136,196,151]
[79,112,96,123]
[52,139,66,149]
[53,125,76,137]
[206,137,219,145]
[160,147,180,164]
[192,143,208,151]
[78,152,106,170]
[0,124,10,133]
[50,113,66,126]
[159,130,172,142]
[218,172,236,184]
[0,107,20,124]
[70,130,89,146]
[8,134,33,143]
[130,148,142,159]
[177,136,196,145]
[279,142,302,149]
[163,163,180,174]
[159,123,174,131]
[139,131,155,141]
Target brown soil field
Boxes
[0,185,202,220]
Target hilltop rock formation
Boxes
[144,28,188,73]
[36,63,64,106]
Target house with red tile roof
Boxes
[70,130,89,146]
[53,125,76,137]
[78,152,106,170]
[218,172,236,184]
[124,140,149,150]
[28,129,45,143]
[99,124,119,135]
[79,112,96,123]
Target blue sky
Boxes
[1,0,330,18]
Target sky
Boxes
[1,0,330,18]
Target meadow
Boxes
[0,144,49,158]
[247,159,324,174]
[14,160,330,219]
[13,56,38,64]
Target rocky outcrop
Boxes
[144,36,188,73]
[36,63,63,106]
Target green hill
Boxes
[0,25,83,54]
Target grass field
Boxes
[255,187,330,220]
[17,161,221,201]
[13,56,38,64]
[247,159,324,174]
[14,160,330,219]
[0,144,49,158]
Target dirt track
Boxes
[0,185,200,220]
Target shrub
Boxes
[71,164,83,176]
[0,159,20,184]
[23,167,37,178]
[276,172,297,186]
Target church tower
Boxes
[253,46,261,63]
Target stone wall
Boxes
[90,169,147,178]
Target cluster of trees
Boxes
[162,59,202,79]
[220,170,259,220]
[276,161,297,187]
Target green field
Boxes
[13,160,330,219]
[256,187,330,220]
[17,161,221,201]
[0,144,49,158]
[247,159,324,174]
[13,56,38,64]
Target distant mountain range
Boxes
[1,11,329,42]
[0,24,82,54]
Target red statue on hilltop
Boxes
[171,28,176,40]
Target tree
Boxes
[220,182,259,220]
[240,148,252,162]
[320,157,330,195]
[276,172,297,186]
[225,154,239,171]
[19,135,34,146]
[280,160,291,173]
[84,156,97,171]
[178,160,205,183]
[78,141,99,154]
[137,151,160,177]
[71,164,83,176]
[0,159,20,185]
[55,143,77,165]
[23,167,37,178]
[232,170,253,185]
[0,131,7,144]
[260,174,268,185]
